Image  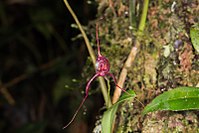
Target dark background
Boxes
[0,0,101,132]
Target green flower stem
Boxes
[63,0,111,107]
[138,0,149,32]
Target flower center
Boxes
[95,56,110,76]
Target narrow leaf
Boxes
[101,90,136,133]
[143,87,199,115]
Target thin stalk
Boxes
[96,23,102,57]
[63,0,96,63]
[63,0,111,107]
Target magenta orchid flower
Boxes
[63,24,128,129]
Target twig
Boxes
[0,57,69,105]
[0,59,57,91]
[112,0,149,103]
[0,74,27,89]
[0,81,15,105]
[0,57,66,106]
[63,0,111,107]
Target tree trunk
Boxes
[94,0,199,132]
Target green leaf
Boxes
[190,26,199,53]
[142,87,199,115]
[101,90,136,133]
[101,103,118,133]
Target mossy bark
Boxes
[92,0,199,132]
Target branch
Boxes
[112,0,149,103]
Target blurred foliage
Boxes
[15,121,47,133]
[0,0,100,133]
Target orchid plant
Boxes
[63,24,129,129]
